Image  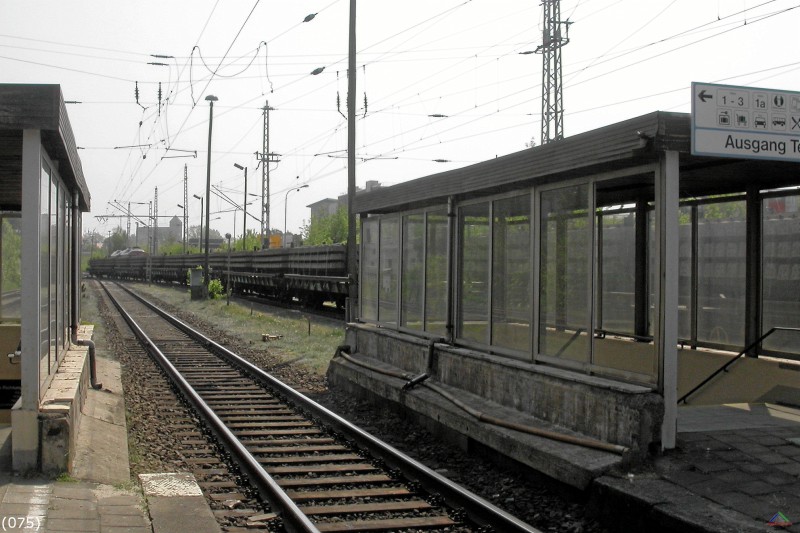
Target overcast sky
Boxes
[3,0,799,239]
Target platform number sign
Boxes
[691,82,800,162]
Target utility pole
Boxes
[257,102,280,249]
[147,201,153,283]
[153,187,159,255]
[183,164,188,254]
[126,202,131,247]
[536,0,570,145]
[346,0,358,320]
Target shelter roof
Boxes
[354,111,800,214]
[0,84,90,211]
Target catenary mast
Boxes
[536,0,571,144]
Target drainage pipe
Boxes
[334,346,628,456]
[71,191,102,390]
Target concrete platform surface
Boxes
[0,477,150,533]
[591,403,800,532]
[0,341,220,532]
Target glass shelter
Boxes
[350,112,800,451]
[0,85,91,470]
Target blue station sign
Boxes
[691,82,800,162]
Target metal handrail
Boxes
[678,326,800,405]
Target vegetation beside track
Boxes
[112,281,344,377]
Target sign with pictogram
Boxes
[691,82,800,162]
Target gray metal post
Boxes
[203,95,218,297]
[346,0,358,317]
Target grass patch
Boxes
[124,283,344,376]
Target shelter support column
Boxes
[745,185,762,357]
[13,129,42,471]
[657,150,679,450]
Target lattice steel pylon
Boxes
[536,0,571,145]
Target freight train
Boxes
[88,244,349,309]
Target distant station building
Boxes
[308,180,383,220]
[0,84,95,472]
[135,215,182,251]
[328,111,800,487]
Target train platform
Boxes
[0,342,220,533]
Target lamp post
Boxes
[177,204,187,253]
[225,233,231,306]
[192,195,203,252]
[203,94,218,297]
[234,163,248,251]
[284,184,309,248]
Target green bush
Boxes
[208,278,224,299]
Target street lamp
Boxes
[284,183,309,248]
[192,195,203,252]
[203,94,218,297]
[177,204,186,253]
[234,163,248,251]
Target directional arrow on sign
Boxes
[698,90,713,103]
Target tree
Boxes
[235,229,261,252]
[303,207,348,246]
[158,242,185,256]
[105,229,129,256]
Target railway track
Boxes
[100,281,539,533]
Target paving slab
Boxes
[140,473,220,533]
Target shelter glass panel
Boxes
[0,215,22,321]
[65,198,72,342]
[57,185,65,354]
[49,174,58,372]
[378,218,399,325]
[762,193,800,355]
[696,200,746,347]
[593,176,656,382]
[360,218,379,321]
[491,195,531,352]
[459,203,490,345]
[39,162,50,380]
[539,185,590,363]
[677,205,693,341]
[401,214,424,330]
[425,210,448,336]
[597,207,636,334]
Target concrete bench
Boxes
[39,325,92,473]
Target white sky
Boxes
[3,0,799,239]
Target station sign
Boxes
[691,82,800,162]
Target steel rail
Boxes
[117,282,540,533]
[100,281,321,533]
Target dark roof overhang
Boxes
[353,111,800,215]
[0,84,90,211]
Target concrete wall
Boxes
[334,323,664,456]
